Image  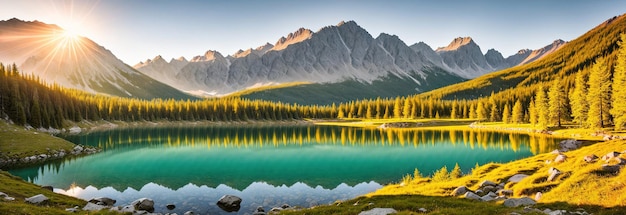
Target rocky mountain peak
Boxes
[171,57,188,63]
[484,49,506,68]
[272,27,313,51]
[191,50,224,62]
[436,37,477,52]
[256,43,274,52]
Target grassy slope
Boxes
[0,171,121,215]
[286,139,626,214]
[0,121,76,160]
[372,140,626,206]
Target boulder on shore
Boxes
[216,195,242,212]
[463,192,481,200]
[451,186,469,196]
[89,197,116,206]
[558,139,582,152]
[131,198,154,213]
[503,197,536,207]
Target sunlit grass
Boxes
[0,121,75,159]
[369,139,626,207]
[0,171,118,215]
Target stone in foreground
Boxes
[216,195,242,212]
[450,186,469,196]
[503,197,536,207]
[358,208,398,215]
[83,202,108,211]
[89,197,116,206]
[463,191,481,200]
[508,174,529,183]
[25,194,49,205]
[131,198,155,213]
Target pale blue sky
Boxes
[1,0,624,65]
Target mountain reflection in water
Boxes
[10,125,562,214]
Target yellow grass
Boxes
[371,139,626,207]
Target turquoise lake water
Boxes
[9,125,561,214]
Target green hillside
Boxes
[241,67,465,105]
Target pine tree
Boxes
[476,101,487,121]
[450,100,458,119]
[586,57,611,129]
[413,168,423,180]
[432,166,450,182]
[528,99,537,126]
[502,103,511,124]
[403,97,411,118]
[488,92,500,122]
[450,163,462,179]
[548,79,567,127]
[393,97,402,118]
[570,71,588,126]
[511,99,523,124]
[535,86,549,130]
[611,34,626,130]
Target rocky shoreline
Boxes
[0,144,100,169]
[1,192,291,215]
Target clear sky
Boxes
[1,0,624,65]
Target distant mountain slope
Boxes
[136,21,563,104]
[241,67,462,105]
[0,18,194,100]
[418,14,626,100]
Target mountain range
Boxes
[0,18,193,100]
[0,18,565,104]
[135,21,564,104]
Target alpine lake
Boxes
[9,124,563,214]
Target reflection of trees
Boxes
[66,126,561,155]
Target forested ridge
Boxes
[0,64,336,128]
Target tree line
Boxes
[0,64,335,128]
[1,34,625,131]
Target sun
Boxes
[58,21,84,41]
[61,28,80,41]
